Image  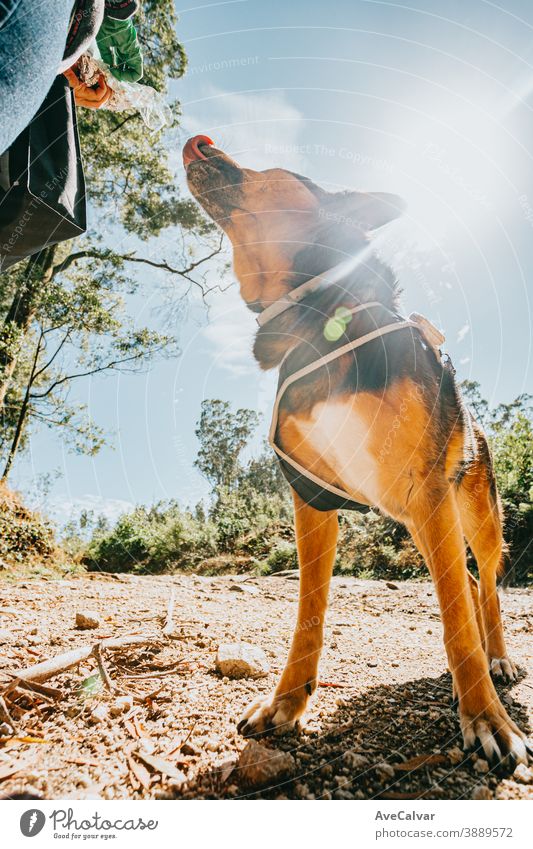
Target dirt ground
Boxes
[0,572,531,800]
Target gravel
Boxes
[0,574,530,800]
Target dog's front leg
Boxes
[238,491,338,736]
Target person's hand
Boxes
[63,67,112,109]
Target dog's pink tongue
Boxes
[183,135,214,167]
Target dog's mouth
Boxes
[182,134,215,167]
[183,135,245,221]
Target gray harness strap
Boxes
[269,311,418,509]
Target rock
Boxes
[472,784,492,800]
[229,583,259,596]
[181,742,199,756]
[237,740,295,789]
[386,582,399,590]
[447,746,464,765]
[375,762,395,781]
[513,763,533,785]
[75,611,100,630]
[367,661,378,668]
[343,752,368,770]
[216,642,269,679]
[474,758,489,774]
[89,704,109,724]
[110,695,133,716]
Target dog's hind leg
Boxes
[237,491,338,737]
[456,439,516,682]
[407,481,528,764]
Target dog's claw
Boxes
[237,690,308,738]
[460,709,528,767]
[490,657,517,682]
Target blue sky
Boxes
[14,0,533,524]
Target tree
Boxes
[460,379,489,426]
[460,380,533,583]
[0,1,223,477]
[194,399,260,495]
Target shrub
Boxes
[265,540,298,573]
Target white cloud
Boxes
[202,285,257,376]
[50,495,134,526]
[181,86,308,171]
[456,323,470,343]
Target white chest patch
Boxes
[287,399,382,506]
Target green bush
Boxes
[0,486,55,563]
[265,539,298,573]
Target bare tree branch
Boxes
[29,345,167,401]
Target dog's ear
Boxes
[327,191,406,231]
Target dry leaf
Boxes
[0,757,34,782]
[135,751,186,780]
[128,755,151,790]
[11,736,51,744]
[394,753,447,771]
[124,719,139,739]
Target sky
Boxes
[13,0,533,525]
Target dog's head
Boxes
[184,136,405,314]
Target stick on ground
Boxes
[162,587,176,637]
[13,636,161,685]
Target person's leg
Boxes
[0,0,74,153]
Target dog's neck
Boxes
[252,247,400,370]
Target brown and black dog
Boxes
[183,134,530,765]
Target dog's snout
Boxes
[183,135,214,168]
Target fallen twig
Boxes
[93,643,115,692]
[12,636,161,684]
[162,587,176,637]
[0,695,15,733]
[7,678,63,701]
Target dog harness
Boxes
[257,268,446,512]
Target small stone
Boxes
[75,611,100,630]
[343,752,368,770]
[367,661,378,668]
[513,763,533,785]
[474,758,489,774]
[229,583,259,596]
[216,642,269,679]
[386,582,399,590]
[237,740,295,789]
[89,704,109,724]
[110,695,133,716]
[472,784,492,800]
[447,746,464,765]
[30,627,39,636]
[181,742,199,756]
[168,773,187,790]
[375,762,395,781]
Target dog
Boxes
[183,134,530,766]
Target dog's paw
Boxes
[489,656,517,682]
[459,702,530,767]
[237,689,308,738]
